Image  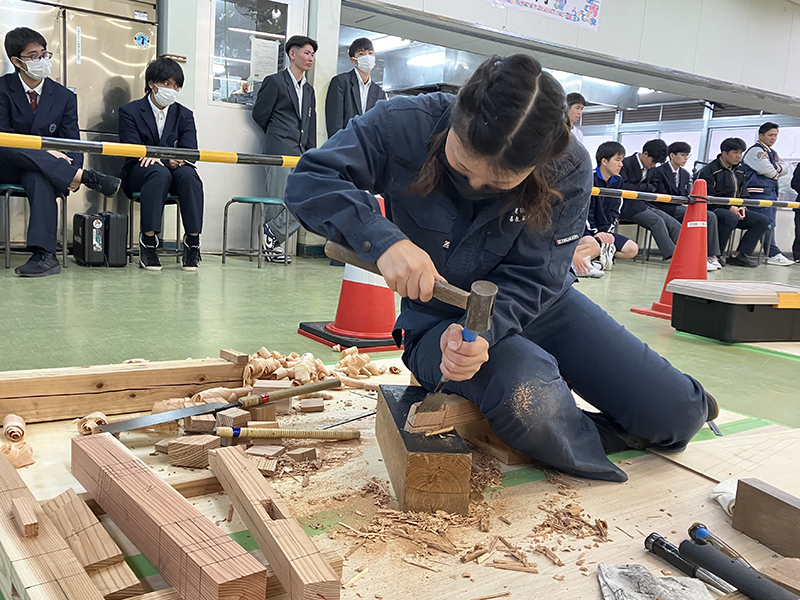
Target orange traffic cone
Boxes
[298,196,400,352]
[631,178,709,319]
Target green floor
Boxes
[2,251,800,427]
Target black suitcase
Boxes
[99,211,128,267]
[73,213,105,266]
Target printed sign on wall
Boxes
[489,0,601,30]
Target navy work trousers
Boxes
[403,286,709,482]
[0,147,77,254]
[125,163,204,235]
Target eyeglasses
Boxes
[19,51,53,61]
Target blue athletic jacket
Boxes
[586,169,623,234]
[285,93,591,348]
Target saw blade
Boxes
[98,402,228,434]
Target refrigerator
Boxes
[0,0,157,245]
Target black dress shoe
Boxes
[727,253,757,268]
[705,391,720,422]
[81,169,121,197]
[584,410,653,454]
[15,251,61,277]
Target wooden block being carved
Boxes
[0,452,105,600]
[299,398,324,413]
[89,561,144,600]
[404,395,484,433]
[733,478,800,558]
[455,418,530,465]
[185,414,216,432]
[42,487,124,571]
[246,445,285,459]
[168,435,221,469]
[376,385,471,515]
[11,496,38,537]
[208,447,339,600]
[249,403,277,422]
[155,437,178,454]
[216,407,250,447]
[219,348,249,365]
[247,421,278,429]
[265,549,342,597]
[251,456,278,476]
[286,447,316,462]
[71,433,267,600]
[760,558,800,595]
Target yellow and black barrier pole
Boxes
[0,132,797,209]
[0,132,300,168]
[591,186,800,210]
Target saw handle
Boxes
[216,426,360,440]
[238,378,341,408]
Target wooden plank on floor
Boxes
[42,488,123,572]
[732,478,800,558]
[0,452,105,600]
[71,434,266,600]
[0,359,244,423]
[208,446,340,600]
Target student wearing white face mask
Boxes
[0,27,121,277]
[118,57,204,272]
[325,38,387,139]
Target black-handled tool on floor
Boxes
[679,539,798,600]
[645,532,736,594]
[688,522,752,568]
[99,378,341,434]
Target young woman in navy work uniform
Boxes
[285,55,717,482]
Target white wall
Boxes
[371,0,800,100]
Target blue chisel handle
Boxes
[461,327,479,343]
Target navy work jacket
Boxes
[285,93,591,348]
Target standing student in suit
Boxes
[0,27,120,277]
[650,141,723,271]
[566,93,585,145]
[252,35,317,263]
[118,57,204,272]
[325,37,387,138]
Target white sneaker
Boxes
[577,256,604,278]
[599,242,616,271]
[767,253,794,266]
[707,259,719,272]
[709,257,722,270]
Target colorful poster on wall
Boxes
[489,0,601,31]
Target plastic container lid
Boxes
[666,279,800,305]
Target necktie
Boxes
[27,91,38,113]
[674,170,679,188]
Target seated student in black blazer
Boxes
[649,141,722,271]
[118,57,203,272]
[325,37,387,139]
[0,27,120,277]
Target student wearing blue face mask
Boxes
[286,54,718,483]
[0,27,121,277]
[118,57,204,272]
[325,37,387,139]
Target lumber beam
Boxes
[403,394,484,433]
[208,447,340,600]
[0,452,105,600]
[376,385,472,515]
[11,497,38,538]
[71,434,266,600]
[733,478,800,558]
[219,349,249,365]
[0,358,243,423]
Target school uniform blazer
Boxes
[325,69,386,138]
[252,69,316,156]
[0,73,83,168]
[117,96,198,188]
[285,93,591,348]
[649,162,690,217]
[618,154,656,220]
